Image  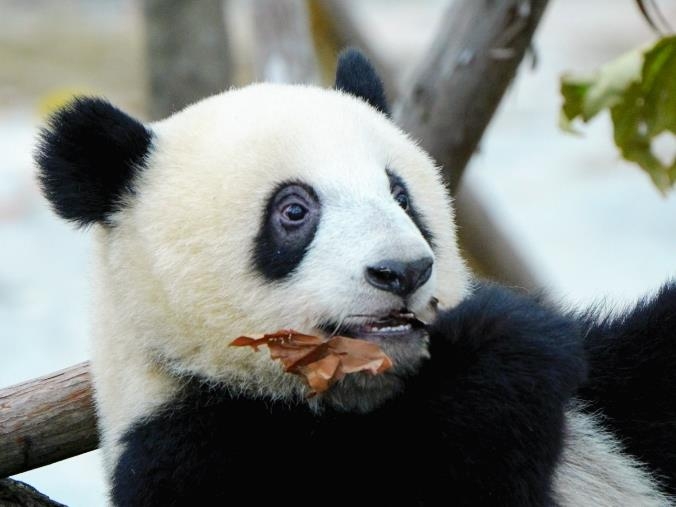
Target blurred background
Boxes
[1,0,675,504]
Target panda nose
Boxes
[365,257,434,297]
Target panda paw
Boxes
[405,282,587,505]
[425,281,587,400]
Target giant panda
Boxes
[36,49,676,506]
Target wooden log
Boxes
[251,0,320,84]
[142,0,232,119]
[0,362,97,478]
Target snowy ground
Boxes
[2,1,676,505]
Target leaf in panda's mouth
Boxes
[230,331,393,395]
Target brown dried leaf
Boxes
[299,354,341,393]
[230,330,393,394]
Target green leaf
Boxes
[560,78,592,134]
[560,36,676,192]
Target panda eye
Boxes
[255,181,321,279]
[282,203,308,222]
[393,186,409,211]
[271,184,320,232]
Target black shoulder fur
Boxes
[112,283,585,506]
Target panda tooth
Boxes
[376,324,411,333]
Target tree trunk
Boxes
[143,0,232,119]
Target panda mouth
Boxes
[318,309,427,342]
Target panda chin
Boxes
[314,310,431,413]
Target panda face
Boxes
[104,83,469,410]
[38,79,469,413]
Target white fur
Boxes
[90,83,470,473]
[554,407,672,506]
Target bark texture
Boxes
[0,362,97,478]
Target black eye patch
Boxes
[386,169,435,249]
[253,181,321,281]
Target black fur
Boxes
[253,181,321,280]
[111,283,585,506]
[334,48,389,115]
[387,169,435,248]
[36,97,152,227]
[577,282,676,495]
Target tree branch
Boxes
[0,362,97,478]
[0,478,66,507]
[394,0,549,192]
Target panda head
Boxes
[37,50,469,411]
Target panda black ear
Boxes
[334,48,389,116]
[36,97,152,227]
